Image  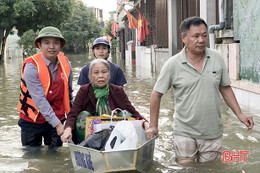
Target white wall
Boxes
[232,87,260,116]
[135,46,152,79]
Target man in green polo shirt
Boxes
[145,16,254,165]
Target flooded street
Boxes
[0,53,259,173]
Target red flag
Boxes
[118,3,138,29]
[126,10,138,29]
[111,21,119,38]
[107,35,112,42]
[137,12,150,43]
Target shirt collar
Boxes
[180,47,210,64]
[41,53,59,66]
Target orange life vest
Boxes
[17,52,71,122]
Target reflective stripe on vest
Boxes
[17,52,71,121]
[57,52,71,114]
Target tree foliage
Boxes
[0,0,73,60]
[17,29,38,57]
[61,1,102,54]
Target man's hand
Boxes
[56,123,64,136]
[145,126,158,140]
[219,86,254,131]
[237,113,254,130]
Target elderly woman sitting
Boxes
[61,59,149,142]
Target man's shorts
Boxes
[174,135,222,163]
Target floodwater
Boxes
[0,53,259,173]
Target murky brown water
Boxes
[0,53,259,173]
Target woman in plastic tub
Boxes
[61,59,149,143]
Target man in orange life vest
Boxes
[17,26,73,149]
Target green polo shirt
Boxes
[154,47,231,139]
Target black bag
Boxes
[79,128,112,151]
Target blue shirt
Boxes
[77,61,127,86]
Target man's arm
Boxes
[145,90,163,140]
[219,85,254,130]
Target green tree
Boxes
[0,0,73,60]
[17,29,38,57]
[103,20,118,54]
[61,1,102,54]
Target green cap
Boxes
[34,26,66,48]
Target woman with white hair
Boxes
[61,59,149,143]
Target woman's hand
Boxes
[60,127,72,143]
[143,121,150,130]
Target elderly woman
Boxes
[61,59,149,142]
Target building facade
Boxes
[117,0,260,115]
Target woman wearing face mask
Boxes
[77,38,127,87]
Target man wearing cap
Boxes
[17,26,73,149]
[77,37,127,86]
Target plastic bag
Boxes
[77,110,92,119]
[75,111,92,143]
[79,128,112,151]
[105,121,138,151]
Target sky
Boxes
[82,0,117,21]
